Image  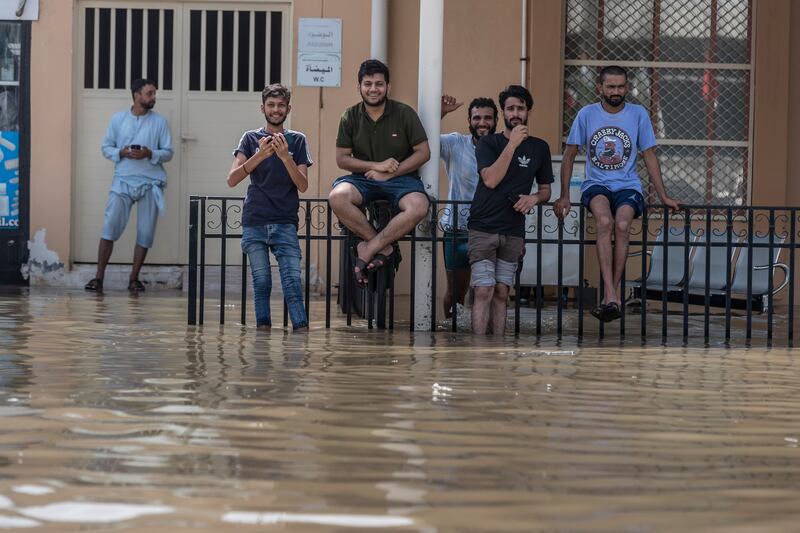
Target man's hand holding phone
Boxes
[124,144,151,160]
[257,135,276,160]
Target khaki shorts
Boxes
[468,229,524,287]
[467,229,525,264]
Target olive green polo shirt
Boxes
[336,99,428,178]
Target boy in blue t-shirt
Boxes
[226,84,313,331]
[554,65,679,323]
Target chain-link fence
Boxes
[563,0,752,205]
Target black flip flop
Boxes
[350,244,370,286]
[603,302,622,322]
[84,278,103,292]
[367,252,393,272]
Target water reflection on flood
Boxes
[1,289,800,531]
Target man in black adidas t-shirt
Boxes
[469,85,553,335]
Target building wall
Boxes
[786,1,800,205]
[24,0,800,298]
[752,0,790,205]
[29,0,75,270]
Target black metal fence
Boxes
[187,195,798,344]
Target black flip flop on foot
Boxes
[367,252,393,271]
[350,243,370,286]
[603,302,622,322]
[84,278,103,292]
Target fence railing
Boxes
[187,195,798,345]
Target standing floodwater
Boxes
[1,289,799,531]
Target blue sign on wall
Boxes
[0,130,18,228]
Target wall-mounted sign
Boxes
[297,18,341,87]
[0,0,39,21]
[298,53,341,87]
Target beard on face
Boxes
[361,90,387,108]
[140,99,155,110]
[503,116,527,130]
[602,94,625,107]
[264,112,286,127]
[469,123,496,140]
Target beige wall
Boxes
[751,0,791,205]
[26,0,800,292]
[530,0,565,151]
[786,2,800,205]
[30,0,75,265]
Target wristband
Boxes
[242,162,250,175]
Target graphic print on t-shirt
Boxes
[589,127,632,171]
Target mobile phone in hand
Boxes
[130,144,141,150]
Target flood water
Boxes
[1,289,800,531]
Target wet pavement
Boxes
[1,288,800,531]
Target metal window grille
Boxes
[563,0,753,205]
[188,9,283,92]
[83,7,174,90]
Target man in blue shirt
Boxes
[85,78,173,293]
[439,94,498,318]
[227,84,313,332]
[554,65,679,322]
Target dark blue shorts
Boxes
[331,174,427,213]
[581,185,644,218]
[443,231,469,271]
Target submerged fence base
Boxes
[188,196,798,345]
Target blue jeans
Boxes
[241,224,308,329]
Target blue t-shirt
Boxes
[233,128,313,227]
[439,132,479,231]
[566,102,656,194]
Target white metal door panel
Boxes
[74,2,291,266]
[74,3,183,264]
[181,4,290,266]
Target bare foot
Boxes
[356,241,394,268]
[357,240,393,270]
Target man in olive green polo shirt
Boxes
[329,59,431,286]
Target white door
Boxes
[180,3,290,266]
[73,2,290,265]
[74,2,183,264]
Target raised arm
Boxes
[272,133,308,193]
[479,126,527,189]
[227,136,275,188]
[441,94,463,119]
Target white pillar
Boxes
[371,0,388,62]
[520,0,528,84]
[414,0,443,331]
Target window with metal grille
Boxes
[83,7,174,91]
[563,0,753,205]
[188,9,283,92]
